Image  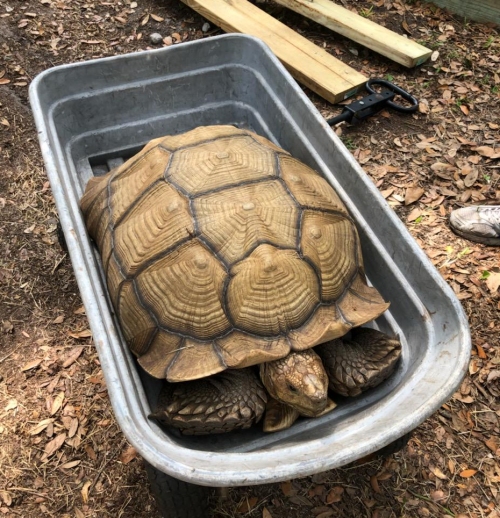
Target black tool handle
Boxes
[365,79,419,113]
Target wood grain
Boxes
[273,0,432,67]
[180,0,367,103]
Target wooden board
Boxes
[426,0,500,25]
[180,0,367,104]
[272,0,432,68]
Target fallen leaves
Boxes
[405,186,425,205]
[61,346,84,368]
[81,480,92,504]
[236,496,258,513]
[41,432,66,462]
[21,358,42,372]
[459,469,478,478]
[50,391,65,416]
[485,272,500,293]
[68,329,92,340]
[4,399,18,412]
[119,445,138,464]
[29,418,55,436]
[325,486,344,504]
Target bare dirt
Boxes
[0,0,499,517]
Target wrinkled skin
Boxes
[259,349,329,417]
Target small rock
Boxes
[149,33,163,45]
[202,22,210,33]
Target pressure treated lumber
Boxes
[180,0,367,103]
[426,0,499,25]
[272,0,432,68]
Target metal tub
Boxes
[29,34,470,487]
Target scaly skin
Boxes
[259,349,329,417]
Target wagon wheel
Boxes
[144,462,213,518]
[376,431,412,457]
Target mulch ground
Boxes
[0,0,499,517]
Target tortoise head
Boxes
[259,350,328,417]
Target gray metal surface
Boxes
[29,34,470,487]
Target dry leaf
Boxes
[4,399,17,411]
[151,14,164,21]
[475,344,486,358]
[485,436,499,453]
[370,475,380,493]
[50,392,65,415]
[262,508,273,518]
[430,466,448,480]
[29,418,54,435]
[0,491,12,506]
[21,359,42,371]
[485,272,500,293]
[68,417,79,438]
[463,170,478,187]
[60,459,81,469]
[316,511,335,518]
[62,346,84,368]
[41,432,67,461]
[280,481,293,496]
[460,105,469,115]
[405,187,425,205]
[407,207,422,222]
[380,187,395,199]
[325,486,344,504]
[81,480,92,503]
[119,445,138,464]
[236,496,258,513]
[69,329,92,339]
[74,508,85,518]
[0,78,11,85]
[140,14,150,25]
[431,50,439,61]
[73,306,86,315]
[84,444,97,461]
[308,484,324,497]
[459,469,477,478]
[52,315,64,324]
[472,146,495,157]
[431,490,445,502]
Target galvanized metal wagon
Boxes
[29,35,470,517]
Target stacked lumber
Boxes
[180,0,432,103]
[181,0,367,103]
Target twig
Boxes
[0,345,21,364]
[406,489,455,517]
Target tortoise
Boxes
[80,125,401,434]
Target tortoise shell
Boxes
[80,125,389,382]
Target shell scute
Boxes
[136,240,231,340]
[167,135,277,195]
[113,182,193,277]
[193,179,298,265]
[280,155,347,214]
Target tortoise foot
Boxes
[316,328,402,397]
[150,369,267,435]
